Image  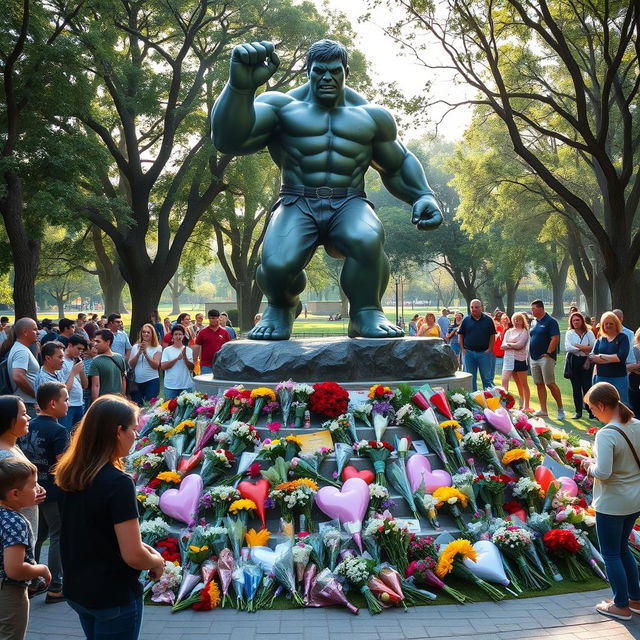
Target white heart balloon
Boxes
[250,542,289,573]
[463,540,509,586]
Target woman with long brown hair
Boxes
[55,395,164,639]
[128,323,162,406]
[581,383,640,620]
[564,311,596,419]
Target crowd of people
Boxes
[412,300,640,422]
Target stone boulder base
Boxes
[213,336,457,383]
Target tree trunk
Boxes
[339,287,349,318]
[550,256,570,318]
[127,281,165,342]
[56,298,66,320]
[171,292,181,315]
[237,280,263,333]
[505,281,519,316]
[0,179,40,320]
[485,285,504,313]
[92,227,127,316]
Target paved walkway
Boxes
[26,588,640,640]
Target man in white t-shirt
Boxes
[61,335,89,430]
[7,318,40,416]
[160,326,194,400]
[106,313,132,359]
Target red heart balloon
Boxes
[237,478,271,529]
[534,465,555,492]
[511,508,527,522]
[341,465,374,485]
[178,450,203,475]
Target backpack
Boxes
[0,355,13,395]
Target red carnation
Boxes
[309,381,349,418]
[167,398,178,412]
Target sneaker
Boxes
[27,583,47,599]
[557,409,566,420]
[595,600,632,620]
[533,410,548,417]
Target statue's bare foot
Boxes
[248,305,296,340]
[348,308,404,338]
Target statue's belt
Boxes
[280,185,366,199]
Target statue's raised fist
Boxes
[229,41,280,91]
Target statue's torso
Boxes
[267,95,379,188]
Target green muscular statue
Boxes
[212,39,443,340]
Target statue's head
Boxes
[306,39,349,103]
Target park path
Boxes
[26,587,640,640]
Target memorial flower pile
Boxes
[132,386,607,614]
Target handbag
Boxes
[107,354,136,395]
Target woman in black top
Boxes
[55,395,164,640]
[590,312,630,406]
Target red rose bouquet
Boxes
[310,382,350,418]
[543,528,591,581]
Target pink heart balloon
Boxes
[315,477,369,529]
[406,454,452,493]
[484,407,522,441]
[159,473,203,524]
[556,475,578,497]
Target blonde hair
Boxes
[600,311,622,335]
[55,395,138,492]
[585,382,634,424]
[511,312,529,330]
[137,323,159,347]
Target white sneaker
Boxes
[557,409,566,420]
[533,410,548,417]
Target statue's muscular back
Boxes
[260,86,390,189]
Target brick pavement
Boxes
[25,588,640,640]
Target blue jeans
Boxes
[594,375,629,405]
[164,386,192,400]
[596,511,640,607]
[464,350,493,391]
[132,378,160,406]
[68,595,143,640]
[200,365,213,375]
[60,405,84,430]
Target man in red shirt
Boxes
[194,309,230,374]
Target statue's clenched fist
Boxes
[230,41,280,91]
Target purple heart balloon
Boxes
[406,454,452,493]
[315,477,369,528]
[159,473,203,524]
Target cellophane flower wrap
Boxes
[199,447,235,486]
[336,555,383,614]
[275,379,295,426]
[201,485,240,525]
[462,430,505,473]
[492,526,550,591]
[373,517,411,576]
[292,383,314,428]
[432,486,468,532]
[248,387,276,426]
[216,421,260,457]
[543,528,591,581]
[322,413,354,445]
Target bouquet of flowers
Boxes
[305,567,359,614]
[527,512,565,582]
[309,381,350,419]
[369,385,395,441]
[258,439,287,463]
[351,399,372,428]
[373,517,411,576]
[140,517,171,546]
[138,400,174,438]
[322,414,354,445]
[136,489,162,521]
[262,401,280,424]
[502,448,534,479]
[354,440,393,486]
[405,557,467,604]
[424,385,454,419]
[440,420,466,469]
[132,447,168,482]
[543,528,591,581]
[452,471,478,513]
[155,536,181,563]
[201,486,240,525]
[272,543,304,606]
[214,386,244,424]
[436,539,505,601]
[290,451,339,488]
[218,547,235,607]
[242,563,263,612]
[474,473,513,518]
[492,526,550,591]
[512,477,543,513]
[453,407,475,433]
[336,555,383,614]
[432,487,468,532]
[322,526,343,571]
[217,421,260,457]
[154,470,182,494]
[416,491,439,529]
[193,421,220,453]
[293,541,312,584]
[199,448,235,486]
[150,561,182,604]
[174,391,207,427]
[275,380,295,426]
[269,479,318,533]
[248,387,276,426]
[462,430,505,472]
[386,437,419,519]
[190,579,222,611]
[368,483,390,518]
[283,435,302,461]
[292,383,315,428]
[334,442,353,480]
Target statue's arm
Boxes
[370,107,443,230]
[370,108,433,203]
[211,90,284,155]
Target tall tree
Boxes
[386,0,640,323]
